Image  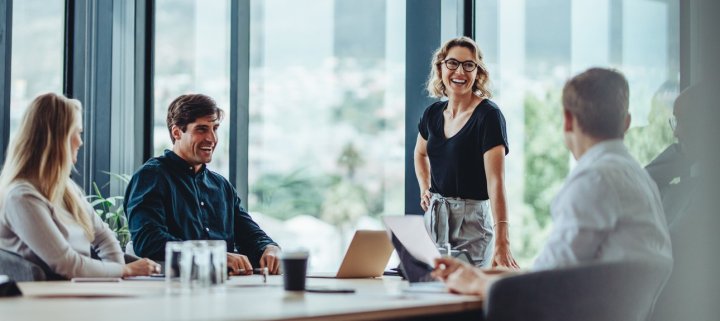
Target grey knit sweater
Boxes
[0,181,124,278]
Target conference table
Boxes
[0,275,484,320]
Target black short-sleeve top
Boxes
[418,99,509,200]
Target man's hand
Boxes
[260,245,281,275]
[432,257,488,297]
[227,253,253,275]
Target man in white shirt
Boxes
[432,68,672,296]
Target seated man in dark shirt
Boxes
[125,94,280,275]
[645,84,701,227]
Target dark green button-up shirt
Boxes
[125,150,277,265]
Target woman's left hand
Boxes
[491,244,519,269]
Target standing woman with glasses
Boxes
[0,93,159,278]
[414,37,518,268]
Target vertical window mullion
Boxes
[139,0,154,163]
[0,0,12,163]
[230,0,250,201]
[65,0,114,195]
[405,0,442,215]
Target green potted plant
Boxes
[86,172,131,250]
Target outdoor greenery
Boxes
[250,142,383,227]
[625,97,675,166]
[249,59,393,228]
[517,90,569,262]
[250,169,331,221]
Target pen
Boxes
[234,268,267,274]
[232,267,269,282]
[260,267,268,283]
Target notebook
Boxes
[307,230,394,279]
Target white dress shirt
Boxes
[533,140,672,270]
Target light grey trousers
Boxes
[424,193,494,267]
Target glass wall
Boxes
[2,0,687,272]
[9,0,64,137]
[248,0,406,271]
[474,0,679,266]
[154,0,231,177]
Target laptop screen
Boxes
[390,233,436,283]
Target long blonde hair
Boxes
[0,93,94,241]
[426,36,492,98]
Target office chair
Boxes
[484,260,671,321]
[2,248,138,282]
[0,249,47,281]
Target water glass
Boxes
[165,240,227,293]
[207,240,227,286]
[165,241,188,293]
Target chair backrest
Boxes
[0,249,47,282]
[484,260,672,321]
[1,248,135,282]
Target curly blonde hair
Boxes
[426,36,492,98]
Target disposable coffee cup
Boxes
[281,251,309,291]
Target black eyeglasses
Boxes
[441,58,479,72]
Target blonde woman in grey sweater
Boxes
[0,93,158,278]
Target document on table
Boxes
[382,215,441,267]
[123,275,165,281]
[70,277,122,283]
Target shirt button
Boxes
[200,201,205,206]
[205,227,210,232]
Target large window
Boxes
[248,0,406,271]
[1,0,693,273]
[9,0,64,137]
[154,0,231,177]
[475,0,679,265]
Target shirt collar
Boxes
[163,149,206,176]
[574,139,627,170]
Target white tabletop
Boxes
[1,276,483,321]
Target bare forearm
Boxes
[488,181,510,245]
[414,135,431,193]
[414,154,431,192]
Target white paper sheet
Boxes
[382,216,441,267]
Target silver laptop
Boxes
[307,230,394,279]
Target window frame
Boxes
[0,0,11,164]
[0,0,703,208]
